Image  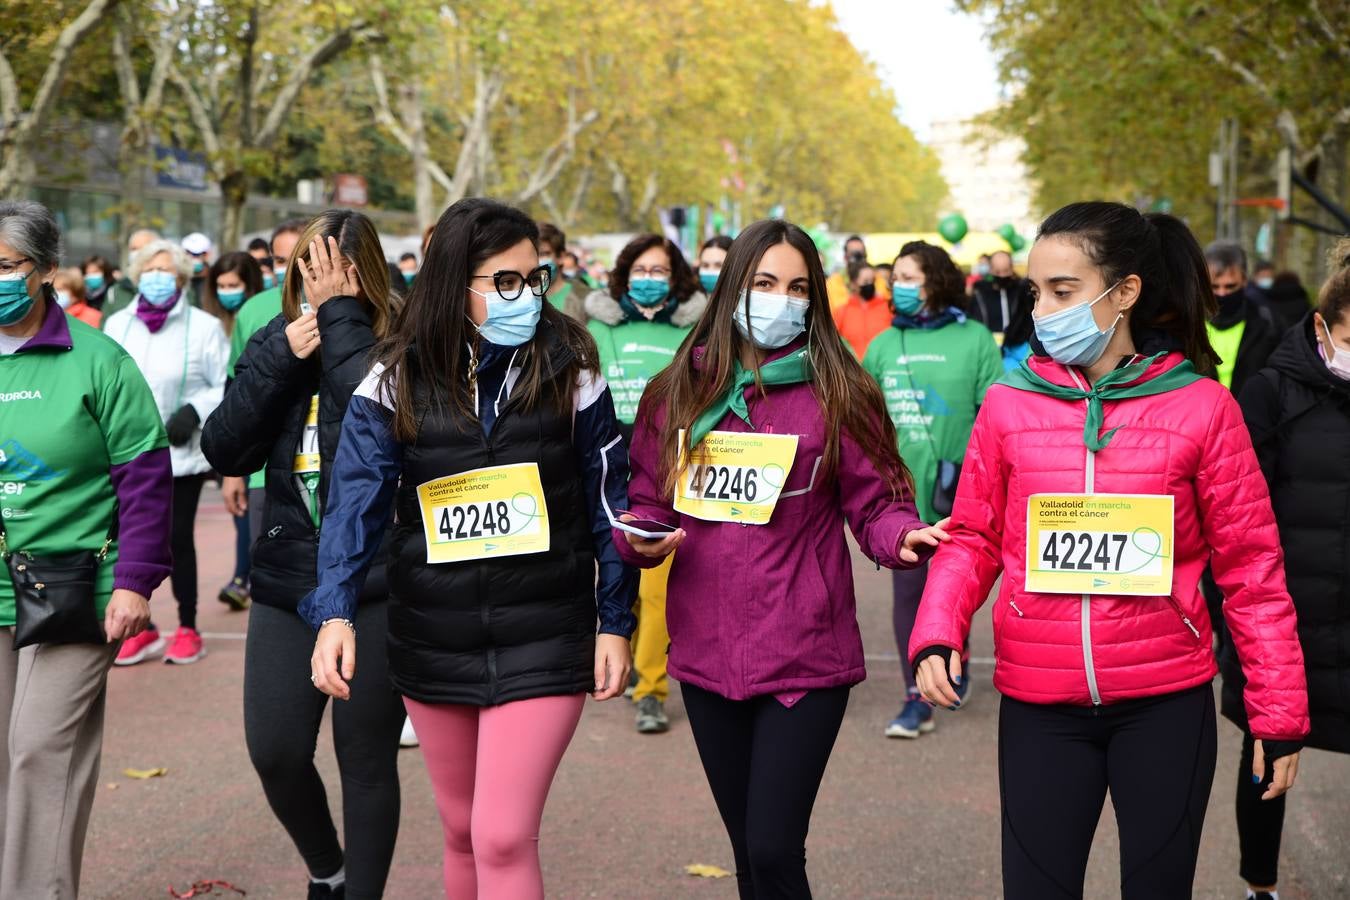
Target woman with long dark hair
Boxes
[203,210,404,899]
[617,218,948,898]
[911,201,1308,899]
[303,198,635,898]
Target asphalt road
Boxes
[82,488,1349,899]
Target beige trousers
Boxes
[0,631,118,899]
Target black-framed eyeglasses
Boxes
[471,265,551,300]
[0,257,34,278]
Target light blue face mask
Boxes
[891,282,923,315]
[628,277,670,307]
[0,273,36,326]
[262,273,276,290]
[216,288,247,311]
[734,290,809,349]
[138,270,179,307]
[472,287,541,347]
[1033,281,1122,367]
[698,271,719,294]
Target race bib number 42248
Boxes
[1024,493,1175,596]
[416,463,550,564]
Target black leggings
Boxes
[169,474,205,630]
[1235,731,1285,887]
[243,602,405,900]
[998,685,1217,900]
[681,682,850,900]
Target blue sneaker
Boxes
[884,695,935,739]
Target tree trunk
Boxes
[219,169,249,250]
[402,82,433,229]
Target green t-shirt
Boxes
[587,317,690,424]
[548,281,574,314]
[228,287,283,489]
[1206,319,1246,390]
[862,320,1003,523]
[0,318,168,625]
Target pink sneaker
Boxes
[164,627,206,665]
[114,626,165,666]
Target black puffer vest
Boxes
[386,334,596,706]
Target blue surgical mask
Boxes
[891,282,922,315]
[192,260,205,275]
[472,287,541,347]
[402,271,416,286]
[1255,277,1274,291]
[138,270,180,307]
[698,270,719,294]
[262,273,276,290]
[975,262,991,277]
[0,273,35,326]
[734,290,809,349]
[217,288,247,311]
[628,277,670,307]
[1033,281,1122,367]
[84,273,105,292]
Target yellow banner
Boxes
[1025,493,1174,596]
[673,430,798,525]
[417,463,550,564]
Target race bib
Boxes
[1025,493,1174,596]
[673,430,798,525]
[293,395,320,474]
[417,463,550,564]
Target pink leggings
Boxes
[404,694,585,900]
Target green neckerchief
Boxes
[998,352,1203,451]
[689,346,812,448]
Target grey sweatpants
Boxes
[0,632,119,898]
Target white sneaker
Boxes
[399,717,419,748]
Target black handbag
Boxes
[1,514,112,649]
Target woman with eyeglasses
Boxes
[303,198,636,899]
[584,232,707,734]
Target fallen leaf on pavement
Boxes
[123,767,168,779]
[106,783,118,790]
[168,879,246,898]
[684,864,732,878]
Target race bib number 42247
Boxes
[416,463,550,564]
[1024,493,1175,596]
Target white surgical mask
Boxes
[56,290,73,309]
[1319,318,1350,381]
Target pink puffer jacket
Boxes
[910,353,1309,741]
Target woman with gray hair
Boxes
[105,238,229,666]
[0,200,172,895]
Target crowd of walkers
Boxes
[0,194,1345,900]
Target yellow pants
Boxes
[631,553,673,702]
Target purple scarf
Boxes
[135,292,179,333]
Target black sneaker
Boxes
[635,695,670,734]
[217,577,251,611]
[307,881,344,899]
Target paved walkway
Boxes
[83,488,1349,898]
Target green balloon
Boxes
[937,214,968,244]
[997,223,1017,242]
[1010,233,1027,252]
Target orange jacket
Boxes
[833,294,892,359]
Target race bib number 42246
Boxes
[416,463,550,564]
[673,430,798,525]
[1024,493,1174,596]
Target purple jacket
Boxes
[616,342,926,700]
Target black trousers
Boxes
[169,474,206,630]
[681,683,850,900]
[243,602,405,900]
[1235,731,1285,887]
[998,685,1217,900]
